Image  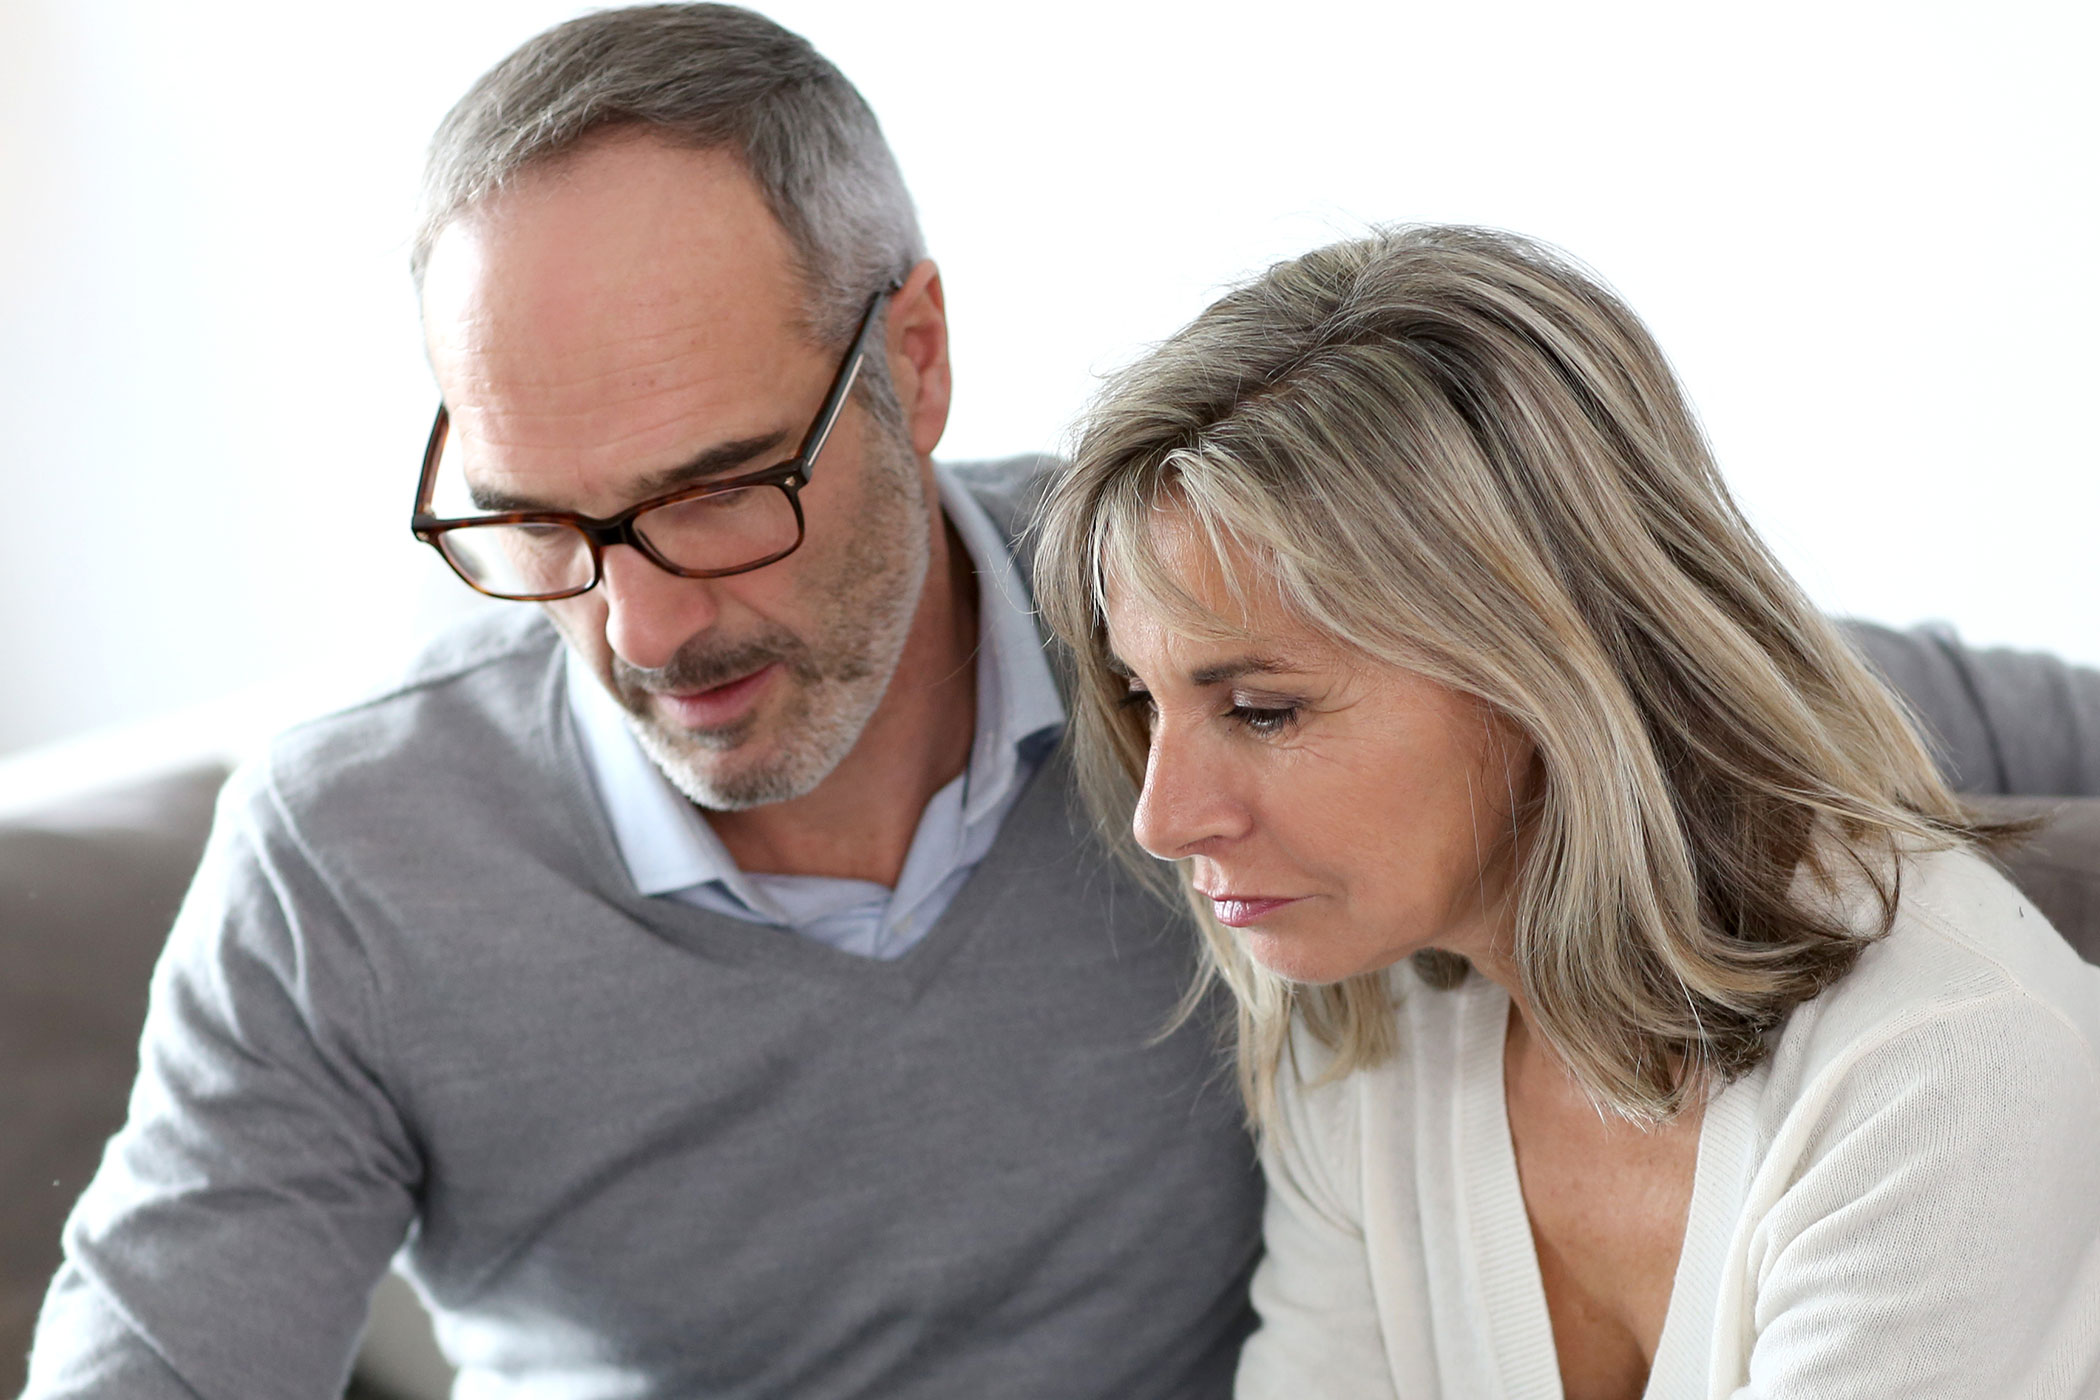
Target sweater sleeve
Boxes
[1737,991,2100,1399]
[22,766,420,1400]
[1235,1067,1400,1400]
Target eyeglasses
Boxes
[410,285,897,602]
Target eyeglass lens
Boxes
[433,485,802,599]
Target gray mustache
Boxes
[613,631,813,698]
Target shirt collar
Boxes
[566,462,1066,900]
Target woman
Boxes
[1032,226,2100,1398]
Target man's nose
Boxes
[1130,726,1249,863]
[597,544,722,672]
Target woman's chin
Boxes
[1244,929,1394,987]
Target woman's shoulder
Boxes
[1766,843,2100,1110]
[1843,843,2096,1024]
[1718,847,2100,1395]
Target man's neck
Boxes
[703,513,980,887]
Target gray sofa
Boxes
[6,749,2100,1396]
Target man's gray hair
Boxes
[412,3,924,348]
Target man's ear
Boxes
[884,259,951,458]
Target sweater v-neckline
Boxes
[1451,977,1764,1400]
[544,649,1071,1001]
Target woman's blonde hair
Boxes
[1033,225,2007,1127]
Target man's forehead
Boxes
[417,136,824,504]
[419,136,807,378]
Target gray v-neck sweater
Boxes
[31,607,1262,1399]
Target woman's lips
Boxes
[1208,896,1305,927]
[654,663,779,731]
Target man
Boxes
[24,5,2100,1398]
[27,9,1260,1397]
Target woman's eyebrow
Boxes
[1102,652,1294,687]
[1190,656,1293,687]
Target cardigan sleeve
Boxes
[1236,1065,1400,1400]
[1736,989,2100,1398]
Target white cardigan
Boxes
[1236,847,2100,1399]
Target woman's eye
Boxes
[1229,703,1299,737]
[1116,687,1157,721]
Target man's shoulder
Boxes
[251,608,570,822]
[389,605,564,695]
[941,453,1061,555]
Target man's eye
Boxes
[1229,703,1298,737]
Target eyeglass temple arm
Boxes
[794,281,904,475]
[411,405,451,526]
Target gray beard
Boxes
[612,427,932,812]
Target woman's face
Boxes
[1102,515,1535,985]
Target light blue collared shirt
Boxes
[566,466,1066,960]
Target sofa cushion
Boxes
[0,763,228,1397]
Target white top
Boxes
[1238,846,2100,1399]
[566,464,1065,959]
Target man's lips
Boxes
[651,663,779,730]
[1203,894,1306,928]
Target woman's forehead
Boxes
[1101,499,1256,629]
[1098,506,1341,676]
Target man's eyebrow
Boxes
[466,429,795,514]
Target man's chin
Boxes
[634,701,759,755]
[626,716,821,813]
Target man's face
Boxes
[419,135,935,809]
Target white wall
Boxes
[3,0,2094,759]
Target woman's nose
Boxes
[1130,725,1249,862]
